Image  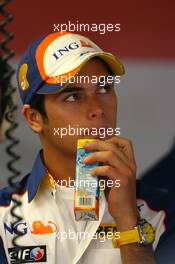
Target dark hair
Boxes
[30,94,48,122]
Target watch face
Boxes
[139,220,156,245]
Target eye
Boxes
[65,94,80,102]
[98,85,113,94]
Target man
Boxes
[0,32,164,263]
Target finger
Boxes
[91,165,134,184]
[83,139,132,168]
[83,150,133,175]
[91,165,118,181]
[105,136,136,165]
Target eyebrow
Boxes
[97,76,115,86]
[57,87,83,96]
[57,75,115,96]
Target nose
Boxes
[87,97,105,119]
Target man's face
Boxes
[41,58,118,156]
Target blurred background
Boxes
[0,0,175,187]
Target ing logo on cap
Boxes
[18,63,29,91]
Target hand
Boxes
[83,136,140,231]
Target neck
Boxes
[42,147,76,185]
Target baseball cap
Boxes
[17,32,125,104]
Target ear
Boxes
[22,104,44,133]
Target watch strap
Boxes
[112,227,140,247]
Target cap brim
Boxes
[36,51,125,95]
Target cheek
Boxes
[104,95,117,113]
[105,96,117,125]
[112,93,117,111]
[47,110,82,131]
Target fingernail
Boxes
[83,142,90,148]
[83,157,89,163]
[91,170,95,176]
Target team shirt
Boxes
[0,150,171,264]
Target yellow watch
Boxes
[112,219,156,248]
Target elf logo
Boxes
[52,40,93,60]
[8,245,47,263]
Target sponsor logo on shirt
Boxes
[4,222,28,235]
[96,224,120,239]
[8,245,47,263]
[4,220,57,236]
[31,220,57,234]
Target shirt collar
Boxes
[27,150,47,203]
